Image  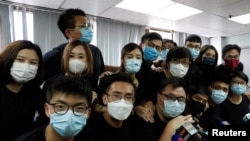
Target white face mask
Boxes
[10,62,38,83]
[169,63,188,78]
[69,59,87,74]
[107,99,133,120]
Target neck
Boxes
[103,112,123,128]
[164,69,172,78]
[156,104,169,124]
[130,73,139,87]
[228,93,242,104]
[208,98,217,107]
[6,82,23,93]
[45,124,73,141]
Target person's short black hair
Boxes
[222,44,241,57]
[57,8,87,39]
[210,70,231,85]
[163,38,177,46]
[166,47,192,64]
[230,71,249,83]
[158,77,187,95]
[46,75,93,106]
[97,72,136,98]
[190,86,210,98]
[140,32,163,44]
[185,34,202,45]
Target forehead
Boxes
[17,49,39,60]
[162,84,186,97]
[125,48,142,55]
[108,81,135,95]
[192,93,208,100]
[50,92,88,106]
[74,16,88,24]
[224,49,240,55]
[147,39,162,46]
[231,76,245,82]
[186,41,201,47]
[204,48,216,55]
[71,45,86,53]
[212,81,229,88]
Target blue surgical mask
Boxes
[188,48,199,60]
[163,100,185,118]
[231,84,247,95]
[161,49,169,60]
[80,28,93,43]
[125,58,142,73]
[143,46,158,63]
[203,57,215,66]
[210,90,227,104]
[50,110,87,137]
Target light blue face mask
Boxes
[143,46,158,63]
[125,58,142,74]
[231,84,247,95]
[50,110,87,137]
[161,49,169,60]
[188,48,200,60]
[210,89,228,104]
[163,100,186,118]
[80,28,93,43]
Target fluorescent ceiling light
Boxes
[115,0,174,14]
[229,13,250,24]
[115,0,202,20]
[151,3,203,20]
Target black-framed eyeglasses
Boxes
[73,23,93,29]
[159,93,186,103]
[47,103,89,116]
[105,93,135,103]
[147,42,162,51]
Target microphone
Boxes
[211,117,230,126]
[243,113,250,125]
[171,133,184,141]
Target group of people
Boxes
[0,7,250,141]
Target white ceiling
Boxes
[3,0,250,38]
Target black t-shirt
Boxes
[86,114,133,141]
[0,82,46,141]
[132,111,166,141]
[220,95,250,125]
[15,124,93,141]
[215,62,244,77]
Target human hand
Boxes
[134,105,155,123]
[99,71,113,79]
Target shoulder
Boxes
[43,43,67,58]
[15,125,46,141]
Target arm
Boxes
[159,115,194,141]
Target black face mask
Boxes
[190,100,205,116]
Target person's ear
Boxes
[102,94,108,105]
[65,29,73,39]
[44,103,50,118]
[86,109,91,119]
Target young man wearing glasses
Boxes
[87,72,136,141]
[132,77,195,141]
[15,76,93,141]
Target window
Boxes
[12,7,33,42]
[149,28,173,40]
